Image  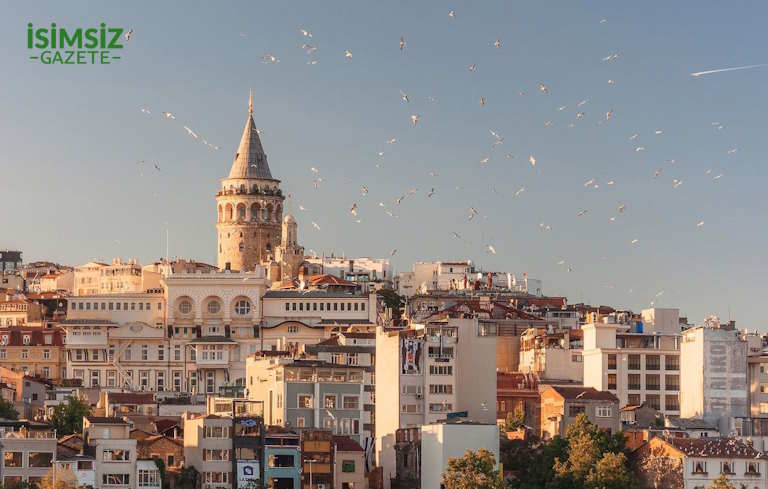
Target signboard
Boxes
[237,460,261,486]
[446,411,468,420]
[401,338,422,374]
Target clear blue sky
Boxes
[1,2,767,327]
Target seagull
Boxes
[183,126,198,138]
[311,166,319,173]
[479,157,489,164]
[653,168,662,178]
[261,53,280,64]
[312,222,321,231]
[162,112,175,119]
[299,28,312,38]
[140,107,151,115]
[576,111,585,120]
[655,130,663,135]
[727,148,738,155]
[618,204,626,213]
[400,90,409,103]
[635,146,645,152]
[697,220,705,228]
[349,203,358,216]
[344,49,353,59]
[577,99,589,107]
[468,207,478,221]
[452,232,461,240]
[428,171,440,177]
[387,137,397,144]
[394,195,405,205]
[468,63,477,72]
[602,52,620,62]
[307,60,318,65]
[605,110,613,121]
[538,83,549,94]
[411,114,420,127]
[390,249,397,256]
[493,39,502,48]
[529,154,536,166]
[673,179,683,189]
[539,223,552,231]
[713,173,723,181]
[448,9,456,18]
[299,205,309,211]
[486,244,496,254]
[479,97,485,107]
[514,186,525,197]
[505,153,515,159]
[557,259,566,265]
[629,133,638,141]
[600,18,608,23]
[608,79,615,85]
[361,185,368,195]
[577,209,587,217]
[153,162,161,172]
[400,36,406,51]
[124,29,134,42]
[584,178,595,187]
[426,188,435,198]
[631,239,639,245]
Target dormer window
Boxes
[721,461,734,475]
[746,461,761,475]
[22,335,30,345]
[693,461,707,474]
[0,336,8,345]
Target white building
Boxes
[375,319,496,489]
[420,422,500,489]
[681,318,748,433]
[303,256,392,282]
[582,309,681,415]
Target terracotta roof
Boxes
[333,435,364,452]
[665,437,763,458]
[137,434,183,448]
[341,332,375,339]
[315,336,340,346]
[108,392,156,405]
[307,274,355,286]
[153,418,181,435]
[0,328,65,347]
[548,386,618,402]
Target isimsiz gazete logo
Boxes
[27,22,125,64]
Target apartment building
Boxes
[183,414,234,489]
[419,422,499,489]
[301,430,333,489]
[518,326,583,383]
[73,258,156,296]
[0,326,65,380]
[539,386,620,439]
[333,435,367,489]
[84,417,138,489]
[0,420,57,487]
[246,358,366,446]
[582,308,681,415]
[680,318,748,434]
[375,319,496,489]
[263,427,301,489]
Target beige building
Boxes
[216,90,285,273]
[0,420,57,488]
[39,270,74,294]
[539,386,619,439]
[518,327,583,382]
[0,327,66,380]
[84,416,138,489]
[333,435,368,489]
[419,422,499,489]
[582,308,681,415]
[183,414,233,489]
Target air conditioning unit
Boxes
[415,393,422,399]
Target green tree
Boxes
[504,408,525,431]
[586,452,636,489]
[153,458,169,489]
[174,465,200,489]
[377,288,404,322]
[0,397,19,420]
[441,449,504,489]
[49,396,91,436]
[708,473,736,489]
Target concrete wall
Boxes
[375,328,401,489]
[454,319,496,424]
[420,424,499,489]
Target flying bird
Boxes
[529,154,536,166]
[448,9,456,18]
[163,112,175,119]
[486,244,497,254]
[124,29,133,42]
[400,90,409,103]
[344,49,353,59]
[411,114,420,126]
[538,83,549,94]
[361,185,368,195]
[697,220,705,228]
[400,36,406,51]
[183,126,198,138]
[468,63,477,72]
[261,53,279,64]
[349,203,358,216]
[299,27,312,38]
[311,222,321,230]
[493,39,502,48]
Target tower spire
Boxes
[249,88,253,116]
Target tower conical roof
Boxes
[228,90,273,179]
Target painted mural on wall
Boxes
[401,338,422,374]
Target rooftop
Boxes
[548,386,618,402]
[665,437,763,458]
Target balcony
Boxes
[196,351,229,367]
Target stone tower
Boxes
[272,213,305,284]
[216,90,284,272]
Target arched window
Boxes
[207,301,221,314]
[239,242,245,252]
[225,204,233,221]
[237,203,246,221]
[235,300,251,315]
[262,207,268,221]
[251,203,260,221]
[178,300,192,315]
[217,205,223,222]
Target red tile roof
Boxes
[107,392,156,405]
[333,435,364,452]
[0,328,65,347]
[666,437,763,458]
[308,274,354,286]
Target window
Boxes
[44,335,52,345]
[204,449,230,461]
[596,406,612,418]
[287,325,299,333]
[645,355,660,370]
[760,403,768,415]
[324,394,337,409]
[429,384,453,395]
[141,345,148,361]
[665,394,679,411]
[3,452,22,467]
[571,353,582,363]
[646,374,660,390]
[628,374,641,390]
[334,303,338,311]
[607,374,617,390]
[158,345,164,361]
[173,371,182,391]
[721,461,735,475]
[296,417,305,427]
[22,335,30,345]
[646,394,660,410]
[29,452,53,467]
[42,366,50,378]
[124,347,132,361]
[108,370,116,387]
[342,460,356,473]
[205,426,229,438]
[140,370,149,388]
[179,300,192,314]
[235,299,251,315]
[429,365,453,375]
[666,374,680,391]
[568,405,585,417]
[174,345,181,361]
[268,454,295,468]
[298,394,313,408]
[102,474,130,485]
[157,371,165,391]
[628,354,641,370]
[664,355,679,370]
[693,460,707,474]
[43,349,50,359]
[103,449,130,461]
[21,349,28,359]
[207,301,221,314]
[746,461,761,475]
[628,394,641,406]
[429,403,452,413]
[138,469,160,487]
[0,350,5,360]
[343,395,360,410]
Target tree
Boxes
[174,465,200,489]
[39,466,79,489]
[153,458,169,489]
[0,397,19,420]
[586,452,636,489]
[708,473,736,489]
[377,288,404,322]
[636,443,683,489]
[504,408,525,432]
[441,449,504,489]
[49,396,91,436]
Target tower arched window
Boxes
[262,207,268,221]
[251,203,260,222]
[237,204,246,221]
[239,242,245,252]
[225,204,234,221]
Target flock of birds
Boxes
[125,10,764,308]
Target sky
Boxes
[1,2,767,328]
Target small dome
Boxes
[283,213,296,223]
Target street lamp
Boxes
[305,458,317,489]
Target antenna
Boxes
[165,224,169,263]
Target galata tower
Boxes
[216,90,284,271]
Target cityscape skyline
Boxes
[2,1,768,327]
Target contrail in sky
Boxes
[691,64,768,77]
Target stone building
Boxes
[216,90,285,273]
